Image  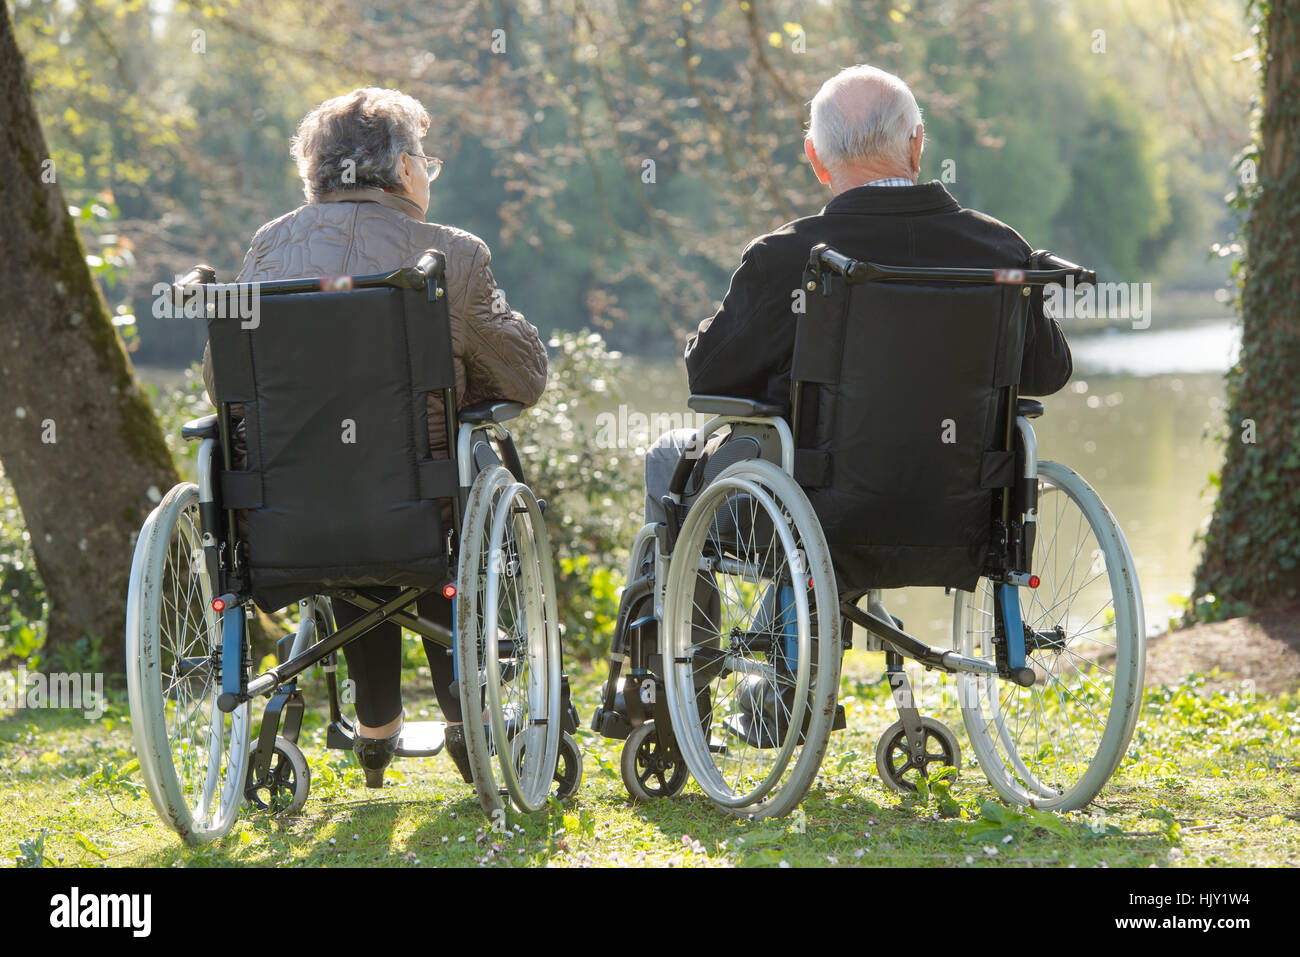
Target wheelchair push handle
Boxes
[171,264,217,311]
[807,244,1097,287]
[411,250,444,285]
[176,264,217,288]
[810,244,867,281]
[1028,249,1096,286]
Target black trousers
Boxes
[332,590,462,727]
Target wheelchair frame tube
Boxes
[998,583,1028,672]
[332,587,454,647]
[220,606,245,702]
[778,583,799,672]
[1000,385,1018,527]
[1016,416,1040,569]
[443,385,461,538]
[216,400,240,585]
[196,439,223,591]
[243,587,425,699]
[840,602,998,676]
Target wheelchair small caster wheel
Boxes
[553,732,583,800]
[510,731,584,801]
[245,736,310,815]
[875,717,961,795]
[621,720,689,802]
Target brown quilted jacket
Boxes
[201,188,547,459]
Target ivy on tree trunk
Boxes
[1194,0,1300,615]
[0,8,179,674]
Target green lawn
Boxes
[2,651,1298,868]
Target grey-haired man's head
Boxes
[804,65,924,194]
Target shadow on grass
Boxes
[613,778,1174,866]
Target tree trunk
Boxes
[1194,1,1300,614]
[0,8,179,675]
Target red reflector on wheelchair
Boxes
[1028,575,1040,588]
[442,584,457,599]
[211,597,226,612]
[993,268,1024,283]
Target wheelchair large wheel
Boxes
[661,459,841,819]
[457,465,562,816]
[126,483,251,845]
[954,460,1144,812]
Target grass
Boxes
[2,650,1298,868]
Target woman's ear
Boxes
[396,153,415,192]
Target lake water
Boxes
[611,318,1239,642]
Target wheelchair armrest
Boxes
[687,395,784,418]
[459,400,524,425]
[1017,398,1045,419]
[181,413,220,441]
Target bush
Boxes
[520,331,638,659]
[0,466,47,667]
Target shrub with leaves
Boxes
[0,465,47,668]
[520,332,639,659]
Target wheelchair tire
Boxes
[508,729,583,801]
[126,482,251,845]
[245,736,310,815]
[553,732,584,801]
[953,459,1145,812]
[620,720,689,802]
[874,717,961,795]
[661,459,841,820]
[457,465,562,817]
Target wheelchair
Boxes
[125,252,581,846]
[592,245,1145,819]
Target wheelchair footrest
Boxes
[395,721,445,757]
[325,719,446,757]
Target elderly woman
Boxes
[201,87,547,787]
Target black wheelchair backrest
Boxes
[204,253,461,611]
[793,251,1034,591]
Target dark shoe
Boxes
[353,727,402,788]
[722,676,847,747]
[444,723,474,784]
[723,675,788,749]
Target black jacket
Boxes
[685,182,1072,404]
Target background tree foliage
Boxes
[13,0,1252,361]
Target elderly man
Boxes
[643,64,1071,521]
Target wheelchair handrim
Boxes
[955,459,1144,810]
[126,483,250,843]
[663,473,814,808]
[483,480,561,811]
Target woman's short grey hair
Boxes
[807,65,923,172]
[290,88,431,202]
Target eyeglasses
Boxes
[409,152,443,182]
